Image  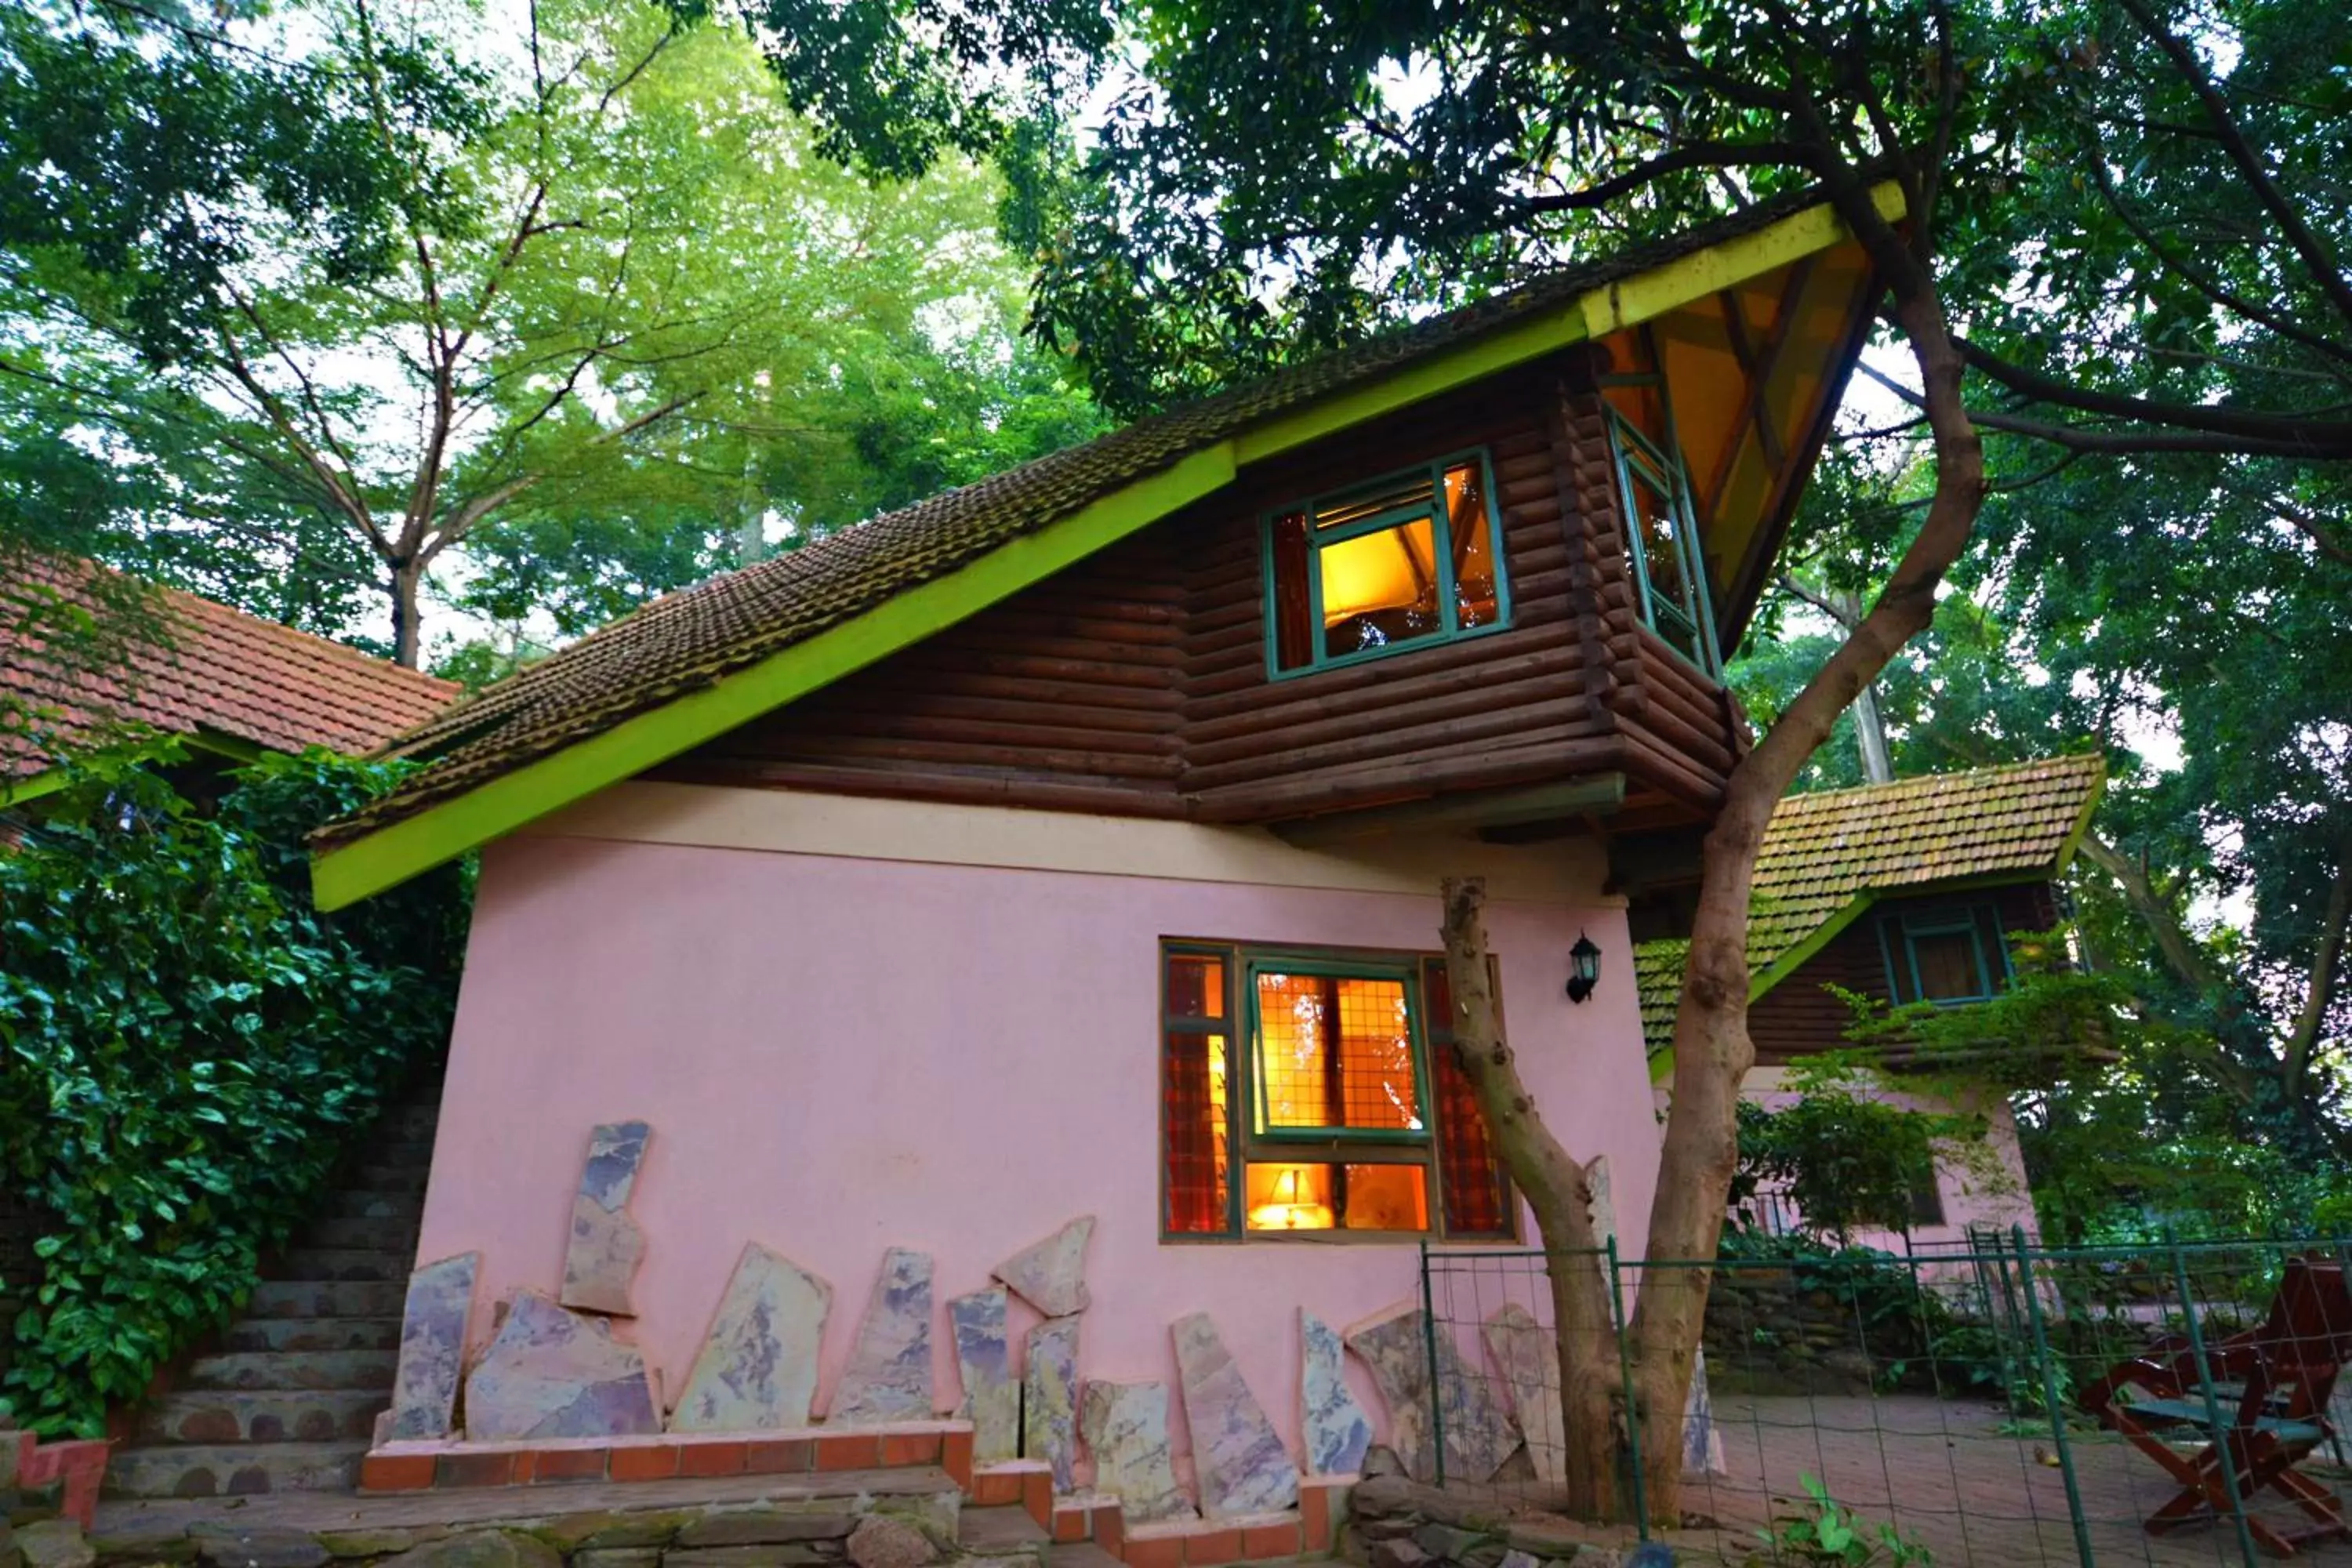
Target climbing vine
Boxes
[0,746,468,1435]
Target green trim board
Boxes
[313,444,1237,909]
[315,185,1909,909]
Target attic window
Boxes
[1882,904,2010,1006]
[1606,411,1720,673]
[1265,452,1508,676]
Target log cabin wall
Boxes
[1747,881,2062,1067]
[655,357,1751,826]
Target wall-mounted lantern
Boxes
[1566,931,1602,1004]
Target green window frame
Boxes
[1878,903,2012,1007]
[1158,940,1516,1243]
[1605,409,1722,675]
[1261,449,1512,678]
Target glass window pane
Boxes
[1269,511,1313,671]
[1243,1162,1431,1232]
[1319,519,1441,659]
[1443,462,1500,631]
[1166,953,1225,1020]
[1254,971,1422,1133]
[1624,463,1689,612]
[1911,928,1986,1002]
[1163,1029,1231,1233]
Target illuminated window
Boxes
[1265,452,1508,676]
[1605,411,1719,673]
[1160,943,1514,1240]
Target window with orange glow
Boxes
[1265,452,1508,676]
[1160,943,1513,1241]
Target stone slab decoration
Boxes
[462,1291,662,1442]
[1171,1311,1299,1519]
[1479,1303,1566,1485]
[949,1288,1019,1464]
[1021,1316,1080,1492]
[1684,1348,1727,1475]
[989,1217,1092,1318]
[385,1252,479,1441]
[1079,1381,1194,1523]
[1343,1301,1518,1484]
[670,1243,832,1432]
[560,1120,652,1317]
[1299,1309,1374,1475]
[829,1249,934,1424]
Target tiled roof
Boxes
[1637,754,2107,1053]
[2,559,459,779]
[318,190,1849,848]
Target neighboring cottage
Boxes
[0,557,457,809]
[302,189,1896,1524]
[1639,754,2108,1250]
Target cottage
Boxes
[0,556,457,812]
[1639,755,2107,1250]
[310,188,1897,1525]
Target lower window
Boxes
[1160,942,1515,1240]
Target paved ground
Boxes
[1670,1395,2352,1567]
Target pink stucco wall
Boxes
[416,823,1662,1474]
[1737,1073,2040,1261]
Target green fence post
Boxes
[2014,1225,2097,1568]
[1607,1237,1649,1540]
[2167,1231,2259,1568]
[1420,1239,1447,1488]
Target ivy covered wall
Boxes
[0,749,469,1436]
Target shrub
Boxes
[0,746,467,1434]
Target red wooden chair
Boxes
[2081,1257,2352,1558]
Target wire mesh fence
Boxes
[1417,1231,2352,1567]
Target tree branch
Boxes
[2282,845,2352,1098]
[2115,0,2352,335]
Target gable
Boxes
[311,185,1903,911]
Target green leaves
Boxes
[0,750,466,1436]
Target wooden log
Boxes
[1185,621,1579,717]
[749,731,1184,780]
[1191,733,1624,822]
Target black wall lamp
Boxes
[1566,931,1602,1004]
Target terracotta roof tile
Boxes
[318,191,1849,848]
[1635,755,2107,1053]
[2,558,459,778]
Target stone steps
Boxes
[276,1247,413,1282]
[185,1348,401,1392]
[138,1388,389,1446]
[220,1316,405,1353]
[961,1507,1051,1554]
[103,1440,368,1500]
[244,1279,408,1319]
[299,1214,422,1250]
[321,1189,426,1220]
[103,1081,441,1500]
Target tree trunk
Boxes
[1438,878,1624,1520]
[390,558,425,669]
[1838,593,1895,784]
[1624,256,1991,1521]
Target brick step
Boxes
[183,1348,400,1392]
[271,1247,413,1282]
[221,1316,405,1353]
[103,1439,368,1499]
[139,1388,387,1446]
[321,1188,426,1220]
[1049,1548,1126,1568]
[297,1214,421,1250]
[245,1279,407,1319]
